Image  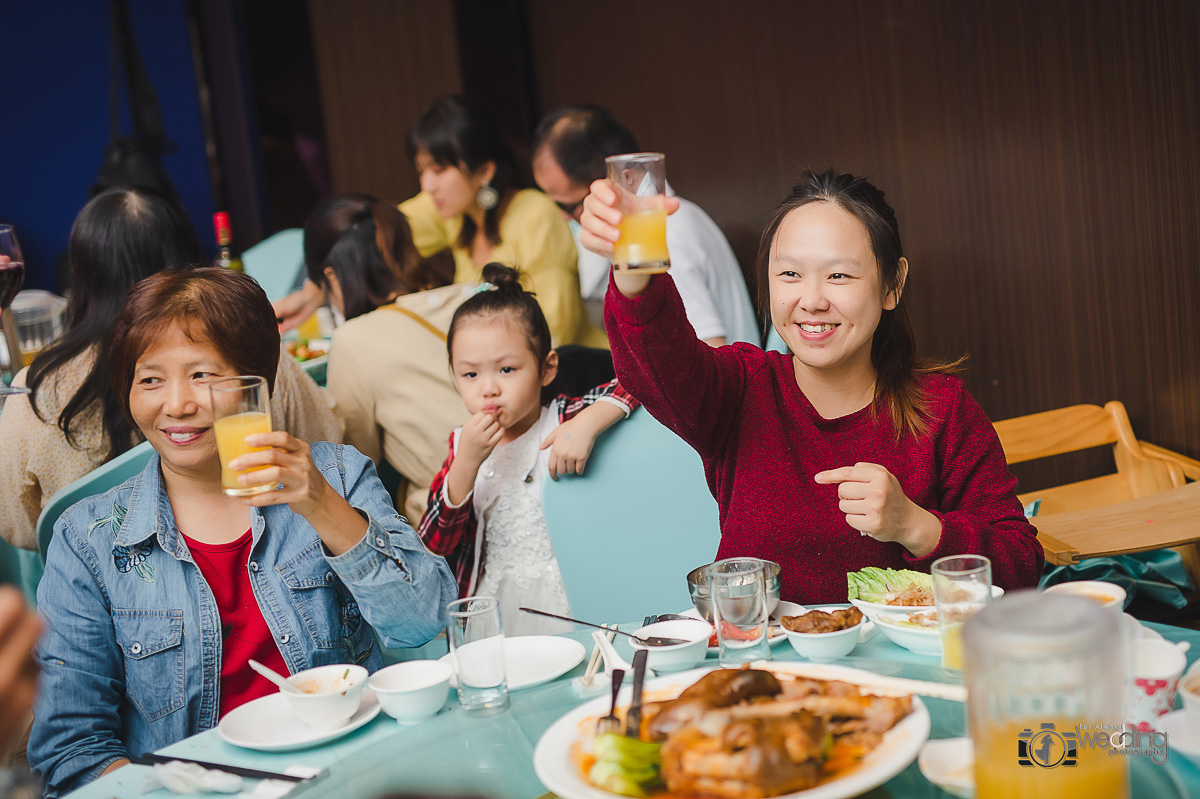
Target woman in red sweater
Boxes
[579,169,1042,604]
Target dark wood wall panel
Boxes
[307,0,461,202]
[527,0,1200,480]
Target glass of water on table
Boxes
[710,557,773,667]
[447,596,509,713]
[932,555,992,672]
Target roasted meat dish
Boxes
[645,668,783,741]
[779,607,863,634]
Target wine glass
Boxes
[0,224,31,396]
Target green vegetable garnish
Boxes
[847,567,932,604]
[343,668,349,680]
[588,732,662,797]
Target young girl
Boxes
[418,264,637,635]
[580,169,1043,604]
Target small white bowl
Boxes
[874,613,943,656]
[368,660,453,725]
[851,585,1005,625]
[782,613,869,663]
[629,619,712,672]
[283,663,368,729]
[1044,580,1126,614]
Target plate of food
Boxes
[847,567,1004,623]
[872,609,942,656]
[286,337,330,366]
[533,661,929,799]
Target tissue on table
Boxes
[147,761,242,794]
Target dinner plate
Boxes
[533,661,931,799]
[438,635,586,691]
[218,689,380,752]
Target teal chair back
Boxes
[243,228,305,301]
[541,410,721,623]
[37,441,155,563]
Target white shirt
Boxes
[572,188,760,345]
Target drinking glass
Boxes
[446,596,509,713]
[209,376,273,497]
[932,554,992,672]
[605,152,670,274]
[964,592,1128,799]
[0,224,31,396]
[709,557,772,667]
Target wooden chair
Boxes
[993,401,1200,580]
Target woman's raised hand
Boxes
[230,431,331,517]
[814,462,942,557]
[271,281,326,334]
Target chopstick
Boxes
[581,623,616,687]
[766,662,967,702]
[129,753,315,783]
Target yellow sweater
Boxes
[399,189,606,348]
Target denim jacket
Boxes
[29,443,457,798]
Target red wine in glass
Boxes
[0,224,31,396]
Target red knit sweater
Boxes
[604,274,1043,604]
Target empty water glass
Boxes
[447,596,509,713]
[709,557,772,667]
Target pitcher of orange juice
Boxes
[964,592,1129,799]
[605,152,670,274]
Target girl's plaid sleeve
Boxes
[417,434,477,596]
[559,378,641,422]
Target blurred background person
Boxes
[0,187,341,551]
[532,104,758,346]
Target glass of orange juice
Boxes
[965,593,1129,799]
[932,555,992,672]
[605,152,670,274]
[210,375,273,497]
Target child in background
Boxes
[419,264,637,635]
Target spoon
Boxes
[249,659,303,695]
[519,607,690,646]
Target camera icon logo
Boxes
[1018,722,1078,768]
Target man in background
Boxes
[532,105,758,346]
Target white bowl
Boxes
[782,614,869,663]
[1043,580,1126,614]
[629,619,712,672]
[283,663,368,728]
[874,612,943,656]
[368,660,453,725]
[851,585,1005,624]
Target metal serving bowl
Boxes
[686,560,781,623]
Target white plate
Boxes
[218,689,380,752]
[1157,711,1200,761]
[918,737,973,798]
[850,585,1005,623]
[439,635,586,691]
[874,613,942,657]
[533,661,930,799]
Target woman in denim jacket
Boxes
[29,268,457,797]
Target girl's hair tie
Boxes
[473,282,499,294]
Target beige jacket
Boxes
[0,345,342,551]
[326,284,471,521]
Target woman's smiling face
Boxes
[768,201,901,382]
[128,323,237,482]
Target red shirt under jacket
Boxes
[183,530,290,717]
[603,273,1043,604]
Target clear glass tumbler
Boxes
[709,557,772,667]
[965,592,1129,799]
[605,152,670,274]
[210,375,273,497]
[447,596,509,714]
[932,554,992,672]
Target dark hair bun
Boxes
[481,262,523,293]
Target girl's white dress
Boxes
[474,418,571,637]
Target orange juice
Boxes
[614,208,669,272]
[940,621,964,670]
[214,411,272,495]
[974,720,1128,799]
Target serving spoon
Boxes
[519,607,690,646]
[248,658,303,695]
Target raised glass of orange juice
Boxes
[965,593,1129,799]
[605,152,670,274]
[210,375,273,497]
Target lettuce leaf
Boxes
[847,567,933,603]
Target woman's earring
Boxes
[476,182,499,211]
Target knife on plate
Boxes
[625,648,648,738]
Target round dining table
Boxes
[65,617,1200,799]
